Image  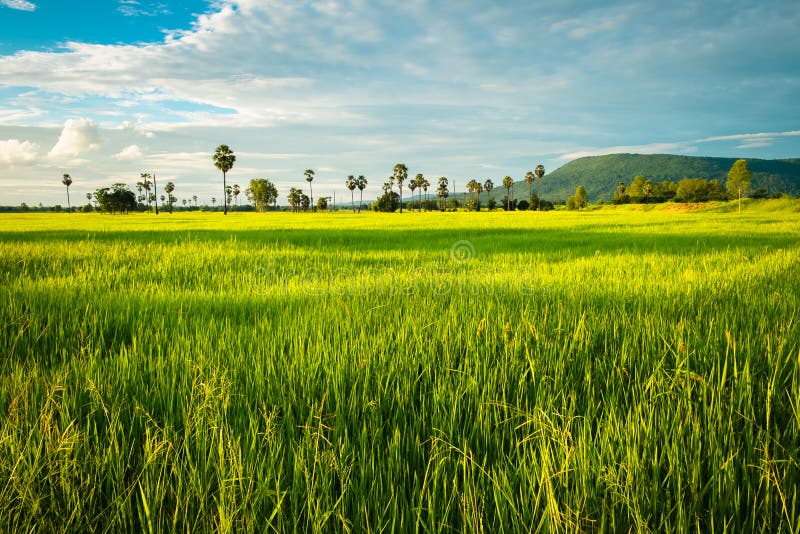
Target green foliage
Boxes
[249,178,278,212]
[542,153,800,201]
[566,196,577,210]
[372,191,399,212]
[574,185,588,208]
[94,183,137,214]
[316,197,328,211]
[2,209,800,531]
[727,159,752,199]
[674,178,727,202]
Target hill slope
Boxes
[534,154,800,202]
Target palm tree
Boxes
[393,163,408,213]
[193,195,198,208]
[484,179,494,204]
[61,174,73,212]
[232,184,240,208]
[408,178,417,212]
[139,173,152,212]
[304,169,315,211]
[503,176,514,211]
[414,173,424,212]
[421,177,430,211]
[475,182,483,208]
[345,175,357,212]
[467,179,477,201]
[182,199,187,208]
[534,164,546,188]
[213,145,236,215]
[437,176,449,211]
[164,182,175,213]
[211,197,216,209]
[356,175,367,213]
[525,171,535,201]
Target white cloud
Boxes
[117,0,170,17]
[558,142,692,160]
[114,144,143,161]
[0,0,36,11]
[696,130,800,144]
[0,139,39,165]
[47,118,100,159]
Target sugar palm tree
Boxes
[484,179,494,204]
[346,175,356,212]
[211,197,216,209]
[213,145,236,215]
[304,169,315,211]
[356,175,367,213]
[414,173,424,212]
[393,163,408,213]
[437,176,449,211]
[193,195,198,208]
[421,177,430,211]
[534,164,545,188]
[164,182,175,213]
[408,178,417,212]
[503,176,514,211]
[233,184,240,208]
[525,171,535,201]
[61,174,73,211]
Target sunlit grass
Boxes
[1,204,799,531]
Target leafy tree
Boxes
[250,178,278,212]
[502,176,514,211]
[613,182,629,204]
[643,181,653,203]
[727,159,751,212]
[628,175,647,202]
[346,175,357,212]
[575,185,588,208]
[392,163,408,213]
[304,169,315,211]
[61,174,73,212]
[517,199,530,211]
[288,187,303,212]
[675,178,727,202]
[317,197,328,211]
[213,145,236,215]
[566,196,577,210]
[164,181,175,213]
[356,175,367,213]
[94,183,137,214]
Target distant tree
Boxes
[288,187,303,212]
[475,182,483,205]
[502,176,514,211]
[534,164,545,189]
[250,178,278,212]
[628,175,647,202]
[164,181,175,213]
[575,185,588,208]
[193,195,198,207]
[301,193,311,211]
[356,175,367,213]
[317,197,328,211]
[304,169,315,211]
[675,178,727,203]
[393,163,408,213]
[182,199,187,208]
[414,173,425,212]
[613,182,629,204]
[484,179,494,205]
[408,178,417,212]
[727,159,751,212]
[420,176,430,211]
[213,144,236,215]
[211,197,216,208]
[437,176,449,211]
[345,175,357,212]
[94,183,136,214]
[517,199,530,211]
[643,181,653,203]
[61,174,73,212]
[566,196,577,210]
[524,171,534,202]
[232,184,241,208]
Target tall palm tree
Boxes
[437,176,449,211]
[193,195,198,208]
[61,174,73,211]
[164,182,175,213]
[393,163,408,213]
[475,182,483,208]
[346,175,356,212]
[182,199,187,208]
[213,145,236,215]
[503,176,514,211]
[139,173,153,212]
[233,184,240,208]
[414,173,424,212]
[525,171,535,201]
[484,179,494,204]
[211,197,216,208]
[304,169,315,211]
[421,177,430,211]
[356,175,367,213]
[408,178,417,212]
[467,179,476,201]
[534,164,546,187]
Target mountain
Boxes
[532,154,800,202]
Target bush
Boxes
[517,199,530,211]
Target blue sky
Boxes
[1,0,799,205]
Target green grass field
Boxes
[2,203,800,532]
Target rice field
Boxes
[1,203,799,532]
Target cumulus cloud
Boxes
[0,0,36,11]
[0,139,39,165]
[113,144,143,161]
[47,118,100,159]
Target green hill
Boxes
[533,154,800,202]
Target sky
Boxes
[1,0,799,206]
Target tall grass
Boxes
[1,206,799,532]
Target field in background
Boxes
[2,204,799,532]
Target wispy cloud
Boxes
[117,0,169,17]
[0,0,36,11]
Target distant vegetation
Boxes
[539,153,800,201]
